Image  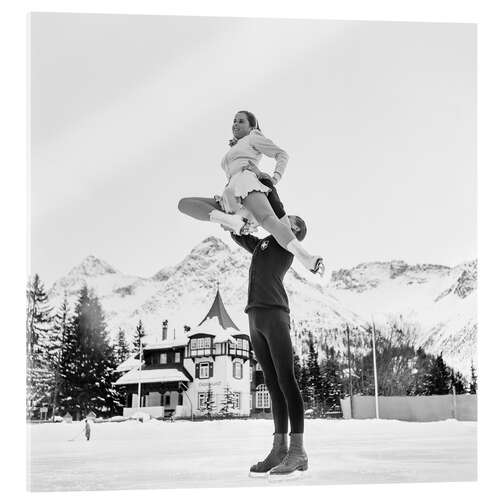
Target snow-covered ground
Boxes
[27,418,476,492]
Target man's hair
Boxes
[292,216,307,241]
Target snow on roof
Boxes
[143,338,188,350]
[188,316,239,341]
[115,368,190,385]
[115,355,141,373]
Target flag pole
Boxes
[346,324,354,419]
[137,336,143,409]
[371,318,379,419]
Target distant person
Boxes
[84,419,91,441]
[178,110,324,275]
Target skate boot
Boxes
[249,433,288,478]
[268,433,308,482]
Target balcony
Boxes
[228,347,250,358]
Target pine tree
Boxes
[201,383,215,419]
[26,274,54,419]
[450,369,467,395]
[219,385,237,417]
[132,320,146,353]
[469,362,477,394]
[58,286,120,419]
[115,328,130,364]
[113,327,131,409]
[304,333,323,410]
[407,347,434,395]
[425,353,451,395]
[319,347,343,412]
[48,294,72,419]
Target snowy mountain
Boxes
[47,237,477,376]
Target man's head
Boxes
[288,215,307,241]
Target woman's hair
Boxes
[293,216,307,241]
[229,110,261,146]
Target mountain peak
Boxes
[190,236,230,257]
[70,255,117,277]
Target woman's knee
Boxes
[178,197,190,214]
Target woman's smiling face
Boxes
[232,112,253,139]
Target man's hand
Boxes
[257,172,274,183]
[243,160,261,176]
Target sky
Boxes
[29,14,476,285]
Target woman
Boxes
[178,111,324,275]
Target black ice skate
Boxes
[268,433,308,482]
[248,433,288,478]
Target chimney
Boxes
[162,320,169,341]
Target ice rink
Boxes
[27,418,476,491]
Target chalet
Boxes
[114,289,272,419]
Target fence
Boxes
[340,394,477,421]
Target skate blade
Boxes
[268,469,307,482]
[248,471,269,478]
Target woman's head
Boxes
[232,110,260,140]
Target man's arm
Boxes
[259,177,287,220]
[230,232,260,254]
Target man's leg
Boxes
[248,311,289,476]
[261,311,304,434]
[260,310,308,480]
[249,316,288,434]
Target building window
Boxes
[233,361,243,379]
[198,392,208,410]
[199,362,210,379]
[161,393,171,406]
[249,395,252,410]
[256,363,262,372]
[256,384,270,409]
[249,365,253,382]
[191,337,211,351]
[160,353,167,364]
[233,392,241,410]
[175,352,180,363]
[178,392,183,406]
[237,338,243,349]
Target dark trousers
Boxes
[248,308,304,434]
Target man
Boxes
[226,178,320,481]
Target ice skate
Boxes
[248,433,288,478]
[268,433,308,482]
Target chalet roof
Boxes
[115,354,141,373]
[198,289,240,331]
[143,338,188,351]
[114,367,190,385]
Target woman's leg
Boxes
[178,197,247,234]
[242,191,320,272]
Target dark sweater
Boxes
[230,178,293,313]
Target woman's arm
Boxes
[249,130,289,184]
